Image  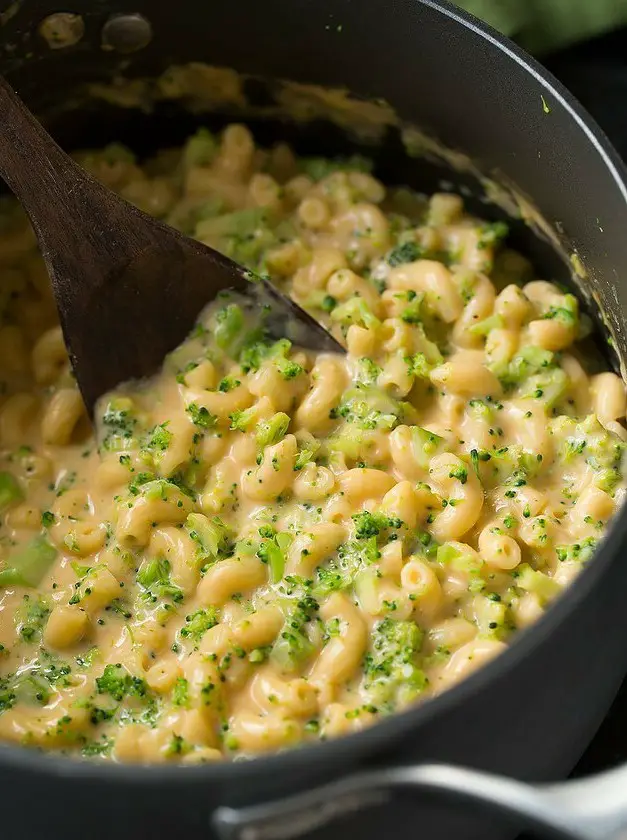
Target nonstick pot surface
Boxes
[1,3,627,840]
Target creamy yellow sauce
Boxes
[0,124,625,763]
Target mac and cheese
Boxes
[0,125,624,762]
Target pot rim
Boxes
[2,0,627,787]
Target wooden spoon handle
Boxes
[0,77,86,222]
[0,75,149,299]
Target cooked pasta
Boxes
[0,125,625,763]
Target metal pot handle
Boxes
[212,761,627,840]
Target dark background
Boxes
[535,19,627,782]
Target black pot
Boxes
[2,3,627,840]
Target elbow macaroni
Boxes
[0,124,624,765]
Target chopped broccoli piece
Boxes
[364,617,426,708]
[500,346,555,388]
[388,240,424,267]
[99,397,137,452]
[186,512,232,561]
[136,558,183,604]
[469,314,504,337]
[214,303,245,353]
[401,293,425,324]
[352,510,402,539]
[448,464,468,484]
[437,542,483,573]
[180,608,220,642]
[257,533,288,583]
[542,293,578,327]
[270,596,318,671]
[15,595,50,643]
[473,593,509,638]
[274,356,304,380]
[330,297,380,331]
[294,441,320,471]
[596,467,624,495]
[334,536,381,575]
[335,384,407,431]
[81,736,114,758]
[41,510,56,528]
[514,564,560,602]
[218,376,241,393]
[238,336,298,377]
[186,403,217,429]
[555,537,597,564]
[256,413,290,448]
[356,358,382,385]
[520,368,569,410]
[229,406,257,432]
[172,677,190,707]
[478,221,509,249]
[409,426,445,471]
[182,127,217,169]
[141,423,172,468]
[299,154,372,181]
[0,536,57,588]
[313,565,352,596]
[0,472,23,511]
[96,663,147,702]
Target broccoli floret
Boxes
[469,314,504,338]
[335,384,407,431]
[99,397,138,452]
[477,221,509,249]
[313,566,350,596]
[15,595,50,643]
[437,542,483,574]
[364,617,426,708]
[293,435,321,472]
[499,346,555,389]
[218,376,241,393]
[356,358,382,385]
[299,154,372,181]
[229,405,258,432]
[238,336,299,377]
[555,537,597,564]
[409,426,445,471]
[182,127,217,169]
[96,664,147,702]
[0,537,57,589]
[542,293,578,328]
[274,357,304,381]
[140,423,173,468]
[513,564,560,603]
[136,558,183,604]
[387,240,423,267]
[0,471,23,511]
[330,297,381,331]
[270,596,318,671]
[179,608,220,642]
[312,531,382,598]
[186,513,232,561]
[256,413,290,448]
[352,510,402,539]
[172,677,190,707]
[186,403,216,429]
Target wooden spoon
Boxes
[0,76,344,414]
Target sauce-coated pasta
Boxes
[0,125,625,762]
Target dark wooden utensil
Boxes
[0,77,343,414]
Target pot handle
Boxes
[212,761,627,840]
